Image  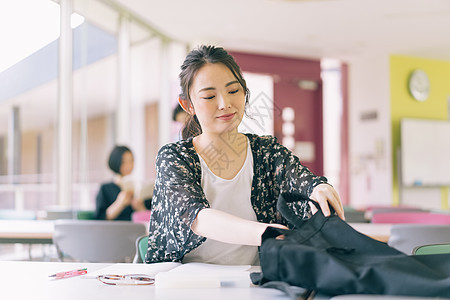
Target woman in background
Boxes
[146,45,344,265]
[95,145,148,221]
[172,103,189,141]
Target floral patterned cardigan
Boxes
[144,133,328,263]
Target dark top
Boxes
[94,182,134,221]
[145,133,328,263]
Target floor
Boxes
[0,243,61,261]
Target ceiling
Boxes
[2,0,450,135]
[114,0,450,62]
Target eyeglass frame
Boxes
[97,274,154,286]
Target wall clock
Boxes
[408,69,430,102]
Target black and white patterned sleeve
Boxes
[145,142,208,263]
[264,136,328,219]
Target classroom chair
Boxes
[53,220,146,263]
[44,208,74,220]
[329,295,436,300]
[132,210,151,224]
[133,235,149,263]
[343,210,368,223]
[364,206,426,221]
[371,211,450,224]
[388,224,450,254]
[413,243,450,255]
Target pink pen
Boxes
[49,268,88,279]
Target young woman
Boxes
[95,145,148,220]
[145,45,344,265]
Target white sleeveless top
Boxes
[182,138,259,265]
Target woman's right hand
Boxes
[267,223,288,230]
[266,223,289,240]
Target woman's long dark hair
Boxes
[178,45,250,139]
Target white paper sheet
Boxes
[155,263,252,288]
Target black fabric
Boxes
[94,182,133,221]
[252,192,450,297]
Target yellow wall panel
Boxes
[390,55,450,206]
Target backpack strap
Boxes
[276,192,323,228]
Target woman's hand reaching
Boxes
[309,183,345,220]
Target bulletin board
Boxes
[401,118,450,186]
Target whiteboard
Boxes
[401,118,450,186]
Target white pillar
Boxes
[79,17,90,210]
[8,106,23,210]
[8,106,20,184]
[57,0,73,208]
[116,13,131,146]
[158,41,172,148]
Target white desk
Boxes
[1,261,444,300]
[0,261,299,300]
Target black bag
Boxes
[252,192,450,297]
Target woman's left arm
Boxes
[262,135,345,220]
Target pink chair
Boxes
[364,206,427,220]
[132,210,151,224]
[371,211,450,224]
[365,204,419,212]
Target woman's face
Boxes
[188,63,246,136]
[120,151,134,176]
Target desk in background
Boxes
[349,223,391,243]
[0,220,54,244]
[0,220,391,245]
[0,219,150,245]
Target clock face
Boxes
[408,69,430,102]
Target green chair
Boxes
[76,210,96,220]
[133,235,149,263]
[413,243,450,255]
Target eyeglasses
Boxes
[97,274,154,286]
